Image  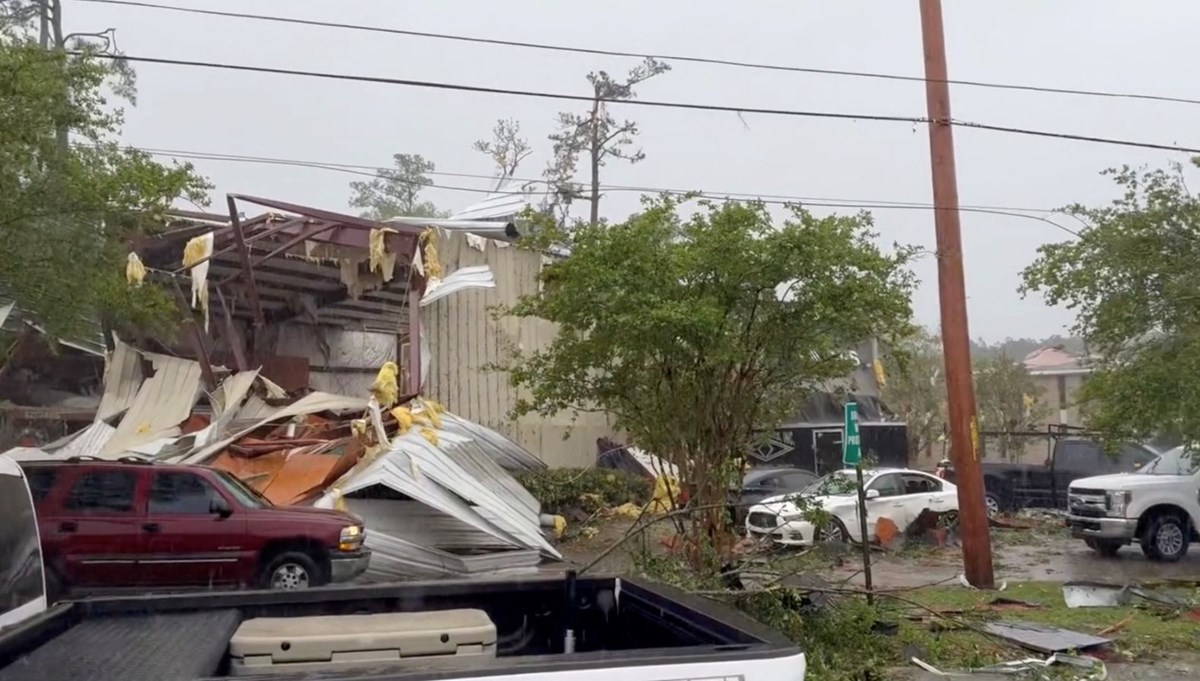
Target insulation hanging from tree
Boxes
[125,253,146,286]
[181,232,214,332]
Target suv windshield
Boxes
[213,470,270,508]
[802,470,868,496]
[1138,446,1199,476]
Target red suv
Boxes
[20,458,370,597]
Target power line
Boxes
[73,0,1200,107]
[86,53,1200,156]
[106,143,1082,237]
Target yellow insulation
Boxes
[390,407,414,434]
[370,361,400,408]
[125,253,146,286]
[419,228,444,279]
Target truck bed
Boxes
[0,576,801,681]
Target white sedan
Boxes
[745,468,958,546]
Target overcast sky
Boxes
[65,0,1200,343]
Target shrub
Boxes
[518,468,652,515]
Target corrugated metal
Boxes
[449,187,532,223]
[102,352,203,456]
[420,265,495,307]
[47,421,116,459]
[211,369,260,420]
[96,338,144,422]
[423,231,620,468]
[345,499,512,551]
[177,391,370,464]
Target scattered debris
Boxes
[1063,581,1130,608]
[986,597,1042,611]
[1096,615,1134,636]
[1063,581,1190,609]
[959,573,1007,591]
[981,621,1110,654]
[912,652,1106,680]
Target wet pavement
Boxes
[836,539,1200,589]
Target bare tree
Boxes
[545,57,670,227]
[473,118,532,190]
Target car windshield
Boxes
[213,470,271,508]
[1137,446,1199,476]
[801,471,864,496]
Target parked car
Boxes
[1,452,808,681]
[946,438,1158,516]
[729,467,819,527]
[19,458,370,597]
[1067,445,1200,562]
[745,467,957,546]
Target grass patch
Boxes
[900,581,1200,664]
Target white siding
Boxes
[424,232,618,468]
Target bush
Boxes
[518,468,652,515]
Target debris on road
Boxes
[981,621,1110,654]
[912,652,1106,680]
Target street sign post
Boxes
[843,401,873,602]
[842,402,860,466]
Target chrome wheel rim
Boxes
[938,511,959,529]
[985,496,1000,518]
[822,521,844,542]
[271,563,311,590]
[1156,524,1185,556]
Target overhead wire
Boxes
[73,0,1200,107]
[83,53,1200,156]
[96,142,1082,237]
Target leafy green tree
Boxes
[500,197,916,561]
[973,352,1048,458]
[0,27,209,340]
[1021,159,1200,446]
[544,58,670,227]
[880,329,945,461]
[349,153,446,220]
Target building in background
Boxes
[1022,346,1092,428]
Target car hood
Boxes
[1070,473,1188,490]
[753,492,856,518]
[258,505,362,526]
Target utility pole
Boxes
[918,0,994,588]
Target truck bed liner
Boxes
[0,609,242,681]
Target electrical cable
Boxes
[82,53,1200,156]
[95,142,1083,237]
[73,0,1200,107]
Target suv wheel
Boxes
[1141,513,1189,562]
[261,551,325,590]
[984,493,1002,518]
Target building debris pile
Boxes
[5,337,561,580]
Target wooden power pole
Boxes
[918,0,995,588]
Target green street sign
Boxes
[843,401,861,466]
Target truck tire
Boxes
[984,493,1002,518]
[1140,513,1189,562]
[260,551,327,590]
[1084,538,1122,558]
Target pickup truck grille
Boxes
[1068,488,1108,517]
[748,512,779,529]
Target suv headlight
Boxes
[1106,490,1132,517]
[339,525,364,551]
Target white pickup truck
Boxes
[1066,445,1200,562]
[0,453,807,681]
